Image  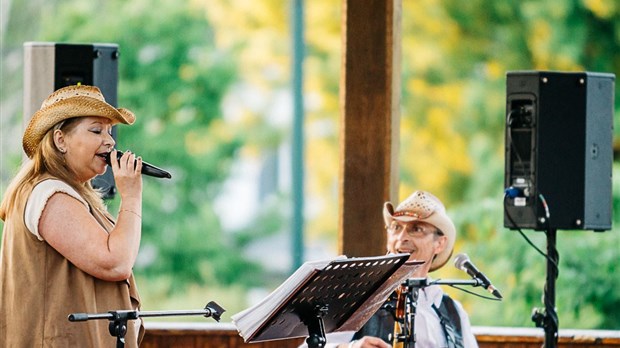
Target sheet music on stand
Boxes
[232,253,422,344]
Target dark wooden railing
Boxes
[474,326,620,348]
[140,322,620,347]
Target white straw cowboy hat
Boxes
[22,85,135,158]
[383,190,456,272]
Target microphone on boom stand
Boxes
[454,253,503,299]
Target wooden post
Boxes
[339,0,401,257]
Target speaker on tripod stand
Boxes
[504,71,614,232]
[24,42,120,199]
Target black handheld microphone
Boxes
[454,253,503,299]
[105,150,172,179]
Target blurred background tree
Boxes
[2,0,620,329]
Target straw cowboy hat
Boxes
[22,85,135,158]
[383,190,456,272]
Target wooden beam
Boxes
[338,0,401,257]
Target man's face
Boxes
[386,220,447,275]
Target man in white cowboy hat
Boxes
[0,85,144,347]
[329,191,479,348]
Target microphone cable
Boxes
[503,191,559,346]
[503,193,558,270]
[427,279,502,302]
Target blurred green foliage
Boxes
[2,0,620,329]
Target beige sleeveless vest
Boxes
[0,178,143,347]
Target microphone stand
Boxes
[68,301,225,348]
[394,278,487,348]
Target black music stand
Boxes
[68,301,225,348]
[236,254,422,348]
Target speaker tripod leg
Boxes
[532,228,559,347]
[543,228,559,348]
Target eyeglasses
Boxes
[387,221,439,238]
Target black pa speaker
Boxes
[24,42,120,199]
[504,71,614,231]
